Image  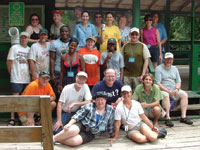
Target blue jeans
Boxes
[53,111,75,135]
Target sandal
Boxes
[8,119,15,126]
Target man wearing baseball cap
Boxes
[155,52,193,127]
[108,85,158,143]
[28,28,50,81]
[50,9,64,40]
[100,38,124,81]
[53,71,92,134]
[18,71,56,126]
[79,36,101,90]
[6,31,31,126]
[122,27,151,91]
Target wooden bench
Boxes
[0,95,54,150]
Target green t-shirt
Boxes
[133,84,163,103]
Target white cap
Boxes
[20,31,30,38]
[121,85,132,92]
[130,27,140,34]
[164,52,174,59]
[77,71,88,78]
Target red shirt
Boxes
[79,47,100,85]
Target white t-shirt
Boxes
[28,42,50,77]
[7,44,30,83]
[59,83,92,112]
[115,100,144,130]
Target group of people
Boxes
[6,7,193,147]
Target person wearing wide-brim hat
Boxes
[53,91,114,146]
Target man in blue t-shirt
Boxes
[92,68,123,107]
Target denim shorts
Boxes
[11,83,28,94]
[149,45,159,62]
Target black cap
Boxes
[108,38,116,44]
[93,91,108,100]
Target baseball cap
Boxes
[52,9,62,16]
[164,52,174,59]
[92,91,108,100]
[20,31,30,38]
[77,71,88,78]
[130,27,140,34]
[108,38,116,44]
[121,85,132,92]
[39,71,50,78]
[39,29,48,35]
[86,36,96,42]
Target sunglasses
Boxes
[95,16,102,18]
[131,33,139,36]
[145,19,152,21]
[31,18,39,21]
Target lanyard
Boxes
[123,104,131,122]
[129,43,139,57]
[67,52,76,71]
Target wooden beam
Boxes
[100,0,105,7]
[116,0,123,8]
[178,0,191,11]
[195,1,200,11]
[83,0,86,7]
[0,126,42,142]
[148,0,160,10]
[65,0,68,7]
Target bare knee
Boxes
[51,101,57,111]
[147,134,157,142]
[129,133,147,143]
[63,135,83,146]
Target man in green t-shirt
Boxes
[122,27,151,91]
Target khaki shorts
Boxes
[144,106,166,118]
[162,89,185,101]
[124,76,140,91]
[127,122,148,138]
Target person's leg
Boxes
[132,77,140,91]
[140,122,157,142]
[53,112,74,135]
[51,101,57,111]
[151,106,162,127]
[59,134,83,146]
[129,131,148,143]
[178,90,188,119]
[54,124,80,142]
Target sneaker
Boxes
[180,118,193,125]
[165,119,174,127]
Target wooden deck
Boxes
[0,116,200,150]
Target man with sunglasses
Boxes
[122,27,151,91]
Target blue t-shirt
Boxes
[92,80,123,105]
[50,39,69,72]
[155,23,167,52]
[73,22,97,50]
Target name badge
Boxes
[67,71,74,77]
[125,125,128,132]
[129,58,135,63]
[99,125,106,131]
[147,44,151,48]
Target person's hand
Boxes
[111,103,117,109]
[107,137,117,142]
[152,126,159,133]
[27,116,34,126]
[51,75,57,86]
[107,52,113,59]
[53,120,63,131]
[141,103,148,108]
[169,90,175,97]
[139,75,144,83]
[159,55,162,62]
[174,89,179,96]
[63,123,72,131]
[67,103,74,113]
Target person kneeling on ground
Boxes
[133,73,165,127]
[108,85,159,143]
[53,92,114,146]
[18,71,56,126]
[53,71,92,135]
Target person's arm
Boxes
[141,100,160,109]
[161,38,167,45]
[59,55,65,91]
[28,59,37,81]
[118,39,121,49]
[53,102,63,131]
[156,29,162,61]
[141,29,144,42]
[107,120,121,142]
[139,58,149,82]
[101,52,113,70]
[6,60,12,75]
[50,52,56,86]
[120,68,124,82]
[79,53,85,71]
[67,100,91,113]
[140,113,158,133]
[99,28,104,44]
[63,118,77,131]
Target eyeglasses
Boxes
[31,18,39,21]
[95,16,102,18]
[131,33,139,36]
[145,19,152,22]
